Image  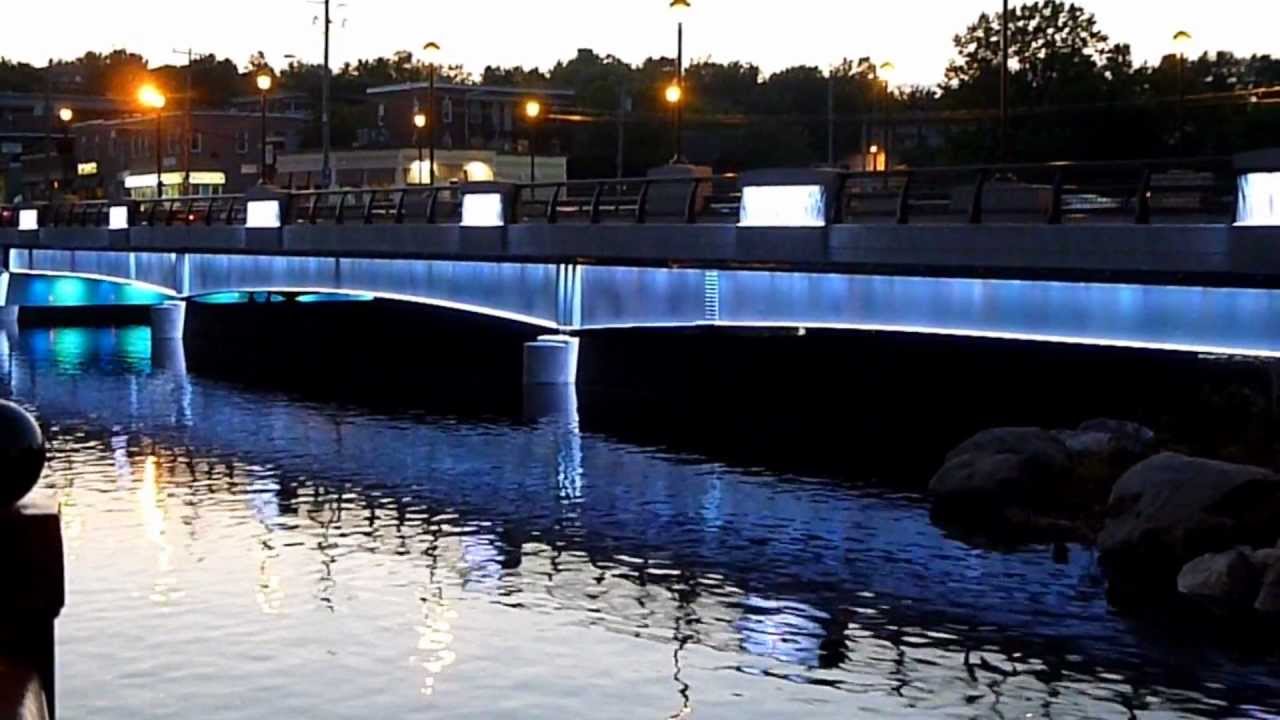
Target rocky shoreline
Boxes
[929,422,1280,619]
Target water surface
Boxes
[4,325,1279,719]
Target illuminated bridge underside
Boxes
[11,248,1280,357]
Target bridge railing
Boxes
[514,174,742,224]
[0,157,1241,230]
[840,157,1236,225]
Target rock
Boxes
[1077,419,1156,454]
[1257,563,1280,613]
[1252,548,1280,571]
[1099,453,1280,594]
[930,428,1073,511]
[1177,548,1260,606]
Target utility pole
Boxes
[616,87,628,179]
[826,72,835,167]
[172,48,200,196]
[43,59,53,200]
[1000,0,1010,160]
[322,0,332,188]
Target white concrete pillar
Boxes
[150,301,187,341]
[523,334,580,386]
[0,271,16,326]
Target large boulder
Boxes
[1177,548,1261,607]
[930,428,1073,511]
[1099,453,1280,594]
[1256,562,1280,613]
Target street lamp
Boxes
[422,41,441,185]
[1173,30,1193,151]
[57,107,73,124]
[256,73,273,184]
[524,99,542,183]
[138,84,167,199]
[413,111,428,185]
[668,0,690,164]
[870,62,895,171]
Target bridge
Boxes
[2,155,1278,383]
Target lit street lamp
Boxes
[413,111,428,185]
[256,73,273,184]
[668,0,690,164]
[524,99,542,183]
[422,41,441,185]
[138,84,167,199]
[870,61,895,171]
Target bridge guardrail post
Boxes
[1047,169,1064,225]
[546,185,561,224]
[588,183,603,224]
[895,173,913,225]
[968,169,988,225]
[1134,168,1153,225]
[635,181,650,224]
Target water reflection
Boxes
[7,326,1280,719]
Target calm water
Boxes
[4,325,1280,719]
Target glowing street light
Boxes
[57,107,74,123]
[525,99,543,182]
[255,73,274,184]
[138,84,167,198]
[413,111,428,185]
[664,84,683,105]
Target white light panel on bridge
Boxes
[1237,173,1280,226]
[738,185,827,228]
[17,209,38,232]
[461,193,506,227]
[108,205,130,231]
[245,200,282,229]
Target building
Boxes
[69,111,308,199]
[361,82,574,154]
[1,92,131,201]
[276,147,567,189]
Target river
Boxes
[4,324,1278,719]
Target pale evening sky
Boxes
[5,0,1277,87]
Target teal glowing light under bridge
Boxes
[8,273,173,308]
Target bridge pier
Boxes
[523,335,580,386]
[149,301,187,341]
[0,271,16,326]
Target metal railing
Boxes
[0,157,1241,229]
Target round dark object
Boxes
[0,400,45,508]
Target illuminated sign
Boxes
[738,185,827,228]
[1237,172,1280,227]
[124,171,226,189]
[18,208,39,231]
[461,192,505,227]
[77,161,99,176]
[108,205,130,230]
[245,199,282,229]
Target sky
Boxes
[5,0,1276,87]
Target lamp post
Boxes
[664,83,683,163]
[423,42,441,186]
[413,111,427,185]
[138,84,167,199]
[873,61,895,171]
[669,0,690,164]
[256,73,273,185]
[53,107,72,195]
[524,99,542,183]
[1173,30,1192,152]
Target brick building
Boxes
[69,111,307,199]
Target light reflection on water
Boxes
[4,325,1280,719]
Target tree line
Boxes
[2,1,1276,174]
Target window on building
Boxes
[377,103,386,127]
[236,129,249,154]
[442,98,453,124]
[190,132,203,154]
